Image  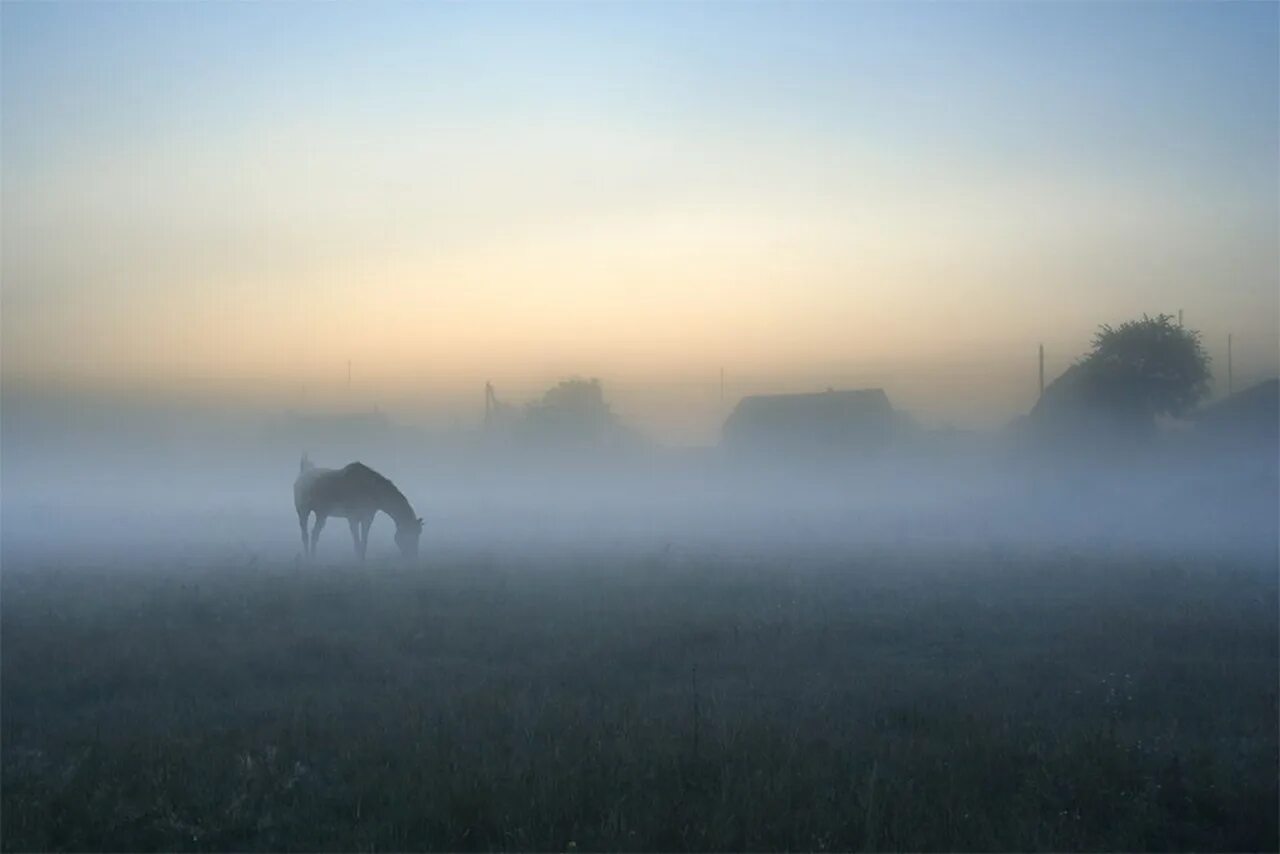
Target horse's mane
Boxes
[344,462,415,524]
[344,461,400,491]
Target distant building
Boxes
[483,378,640,456]
[722,388,899,457]
[1027,362,1128,439]
[1190,379,1278,448]
[521,378,625,450]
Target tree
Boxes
[1033,314,1211,438]
[1082,314,1211,422]
[520,378,626,450]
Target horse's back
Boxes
[341,461,381,480]
[296,462,389,514]
[340,462,395,491]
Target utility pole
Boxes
[1038,343,1045,399]
[1227,334,1234,396]
[1177,309,1183,327]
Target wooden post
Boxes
[484,381,498,427]
[1038,343,1044,399]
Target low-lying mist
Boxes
[3,388,1275,569]
[3,384,1276,852]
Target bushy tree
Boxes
[1080,313,1211,423]
[1031,314,1212,442]
[521,378,623,448]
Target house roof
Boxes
[723,388,897,451]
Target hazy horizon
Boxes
[3,1,1278,444]
[3,8,1278,849]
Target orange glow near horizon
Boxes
[3,3,1276,442]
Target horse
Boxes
[294,455,423,560]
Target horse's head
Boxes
[395,517,424,560]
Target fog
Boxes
[5,375,1278,850]
[4,383,1274,569]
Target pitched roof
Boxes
[723,388,897,451]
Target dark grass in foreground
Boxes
[3,547,1276,851]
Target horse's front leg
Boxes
[359,518,372,559]
[348,518,363,560]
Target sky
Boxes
[3,1,1277,441]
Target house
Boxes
[1190,379,1278,448]
[722,388,899,457]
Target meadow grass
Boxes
[2,545,1276,851]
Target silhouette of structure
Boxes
[479,378,637,456]
[723,388,899,457]
[1191,378,1278,448]
[1030,362,1118,437]
[1029,315,1210,445]
[1030,360,1165,447]
[520,378,627,450]
[1038,343,1045,400]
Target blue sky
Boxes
[3,1,1276,436]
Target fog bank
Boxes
[3,387,1274,569]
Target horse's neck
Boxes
[373,480,415,528]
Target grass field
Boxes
[2,544,1276,851]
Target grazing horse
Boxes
[294,456,423,560]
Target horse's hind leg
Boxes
[298,510,310,557]
[310,514,326,556]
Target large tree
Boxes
[1034,314,1211,436]
[1084,313,1211,420]
[520,378,632,450]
